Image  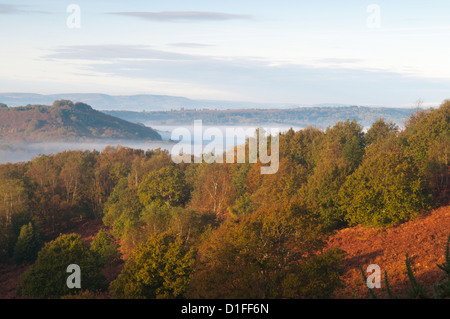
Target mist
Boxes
[0,124,303,164]
[0,140,174,164]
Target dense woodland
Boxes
[0,100,448,299]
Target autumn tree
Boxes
[188,202,343,298]
[249,158,306,214]
[188,163,235,218]
[139,203,216,244]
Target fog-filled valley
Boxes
[0,140,172,164]
[0,124,301,164]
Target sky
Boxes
[1,0,450,107]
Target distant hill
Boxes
[104,106,417,129]
[0,93,293,111]
[0,100,161,142]
[0,93,407,112]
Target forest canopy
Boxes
[0,100,448,299]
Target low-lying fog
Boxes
[0,124,302,164]
[0,140,174,164]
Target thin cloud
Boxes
[373,25,450,32]
[0,3,50,14]
[43,44,450,106]
[0,4,18,14]
[315,58,363,65]
[168,43,215,48]
[45,45,193,61]
[108,11,252,22]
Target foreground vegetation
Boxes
[0,100,448,298]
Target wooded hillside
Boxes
[0,100,161,142]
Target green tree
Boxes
[18,234,105,298]
[402,100,449,165]
[109,233,196,299]
[138,165,190,207]
[90,229,121,265]
[0,174,30,261]
[340,136,432,227]
[282,248,344,298]
[103,178,144,240]
[279,126,324,170]
[400,101,449,204]
[13,221,42,264]
[365,118,398,146]
[303,120,365,229]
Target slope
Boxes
[328,205,450,298]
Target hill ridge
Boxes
[0,100,162,142]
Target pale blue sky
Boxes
[1,1,450,107]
